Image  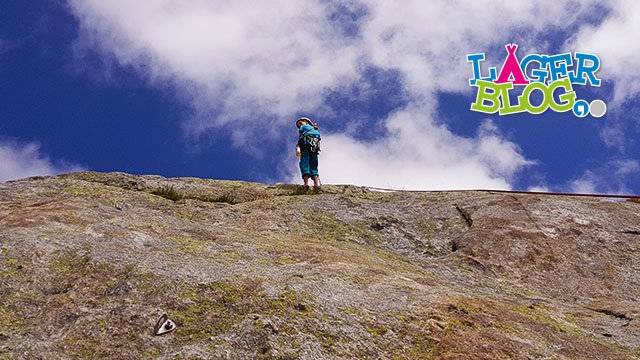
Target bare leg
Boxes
[312,175,320,189]
[303,175,310,187]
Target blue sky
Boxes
[1,1,638,193]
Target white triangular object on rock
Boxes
[154,313,176,335]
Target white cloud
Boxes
[599,122,626,149]
[68,0,613,189]
[570,175,598,194]
[527,185,550,192]
[613,159,640,177]
[361,0,602,94]
[568,159,638,194]
[572,0,640,105]
[70,0,361,138]
[0,141,83,182]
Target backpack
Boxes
[299,134,321,154]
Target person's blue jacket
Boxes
[299,123,321,138]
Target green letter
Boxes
[548,78,576,112]
[498,82,527,115]
[518,82,550,115]
[471,80,507,114]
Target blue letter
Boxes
[467,53,497,86]
[547,53,573,83]
[570,52,601,86]
[521,54,548,83]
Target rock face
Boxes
[1,172,639,359]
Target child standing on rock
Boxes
[295,117,321,190]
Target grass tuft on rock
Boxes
[150,185,183,201]
[209,193,237,205]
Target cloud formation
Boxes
[70,0,361,133]
[68,0,623,190]
[572,0,640,105]
[0,141,82,182]
[569,159,639,194]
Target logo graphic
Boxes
[466,44,606,118]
